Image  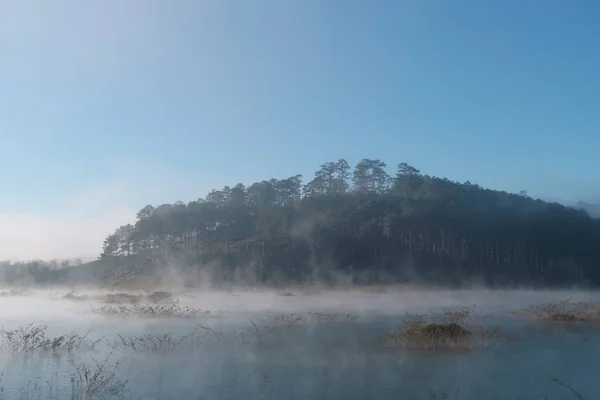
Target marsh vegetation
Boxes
[0,288,597,399]
[516,298,600,322]
[1,324,100,353]
[89,303,223,319]
[382,307,505,351]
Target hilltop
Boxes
[3,159,599,288]
[95,159,600,288]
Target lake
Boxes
[0,288,599,400]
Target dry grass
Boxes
[69,352,128,399]
[384,321,474,351]
[90,304,224,319]
[268,312,358,327]
[443,306,477,323]
[116,328,198,353]
[1,324,101,353]
[517,298,600,322]
[61,290,176,305]
[383,307,501,351]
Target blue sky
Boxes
[0,0,599,259]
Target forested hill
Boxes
[97,159,600,288]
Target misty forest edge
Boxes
[3,159,600,288]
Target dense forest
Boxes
[85,158,599,288]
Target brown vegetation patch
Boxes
[517,298,600,322]
[384,322,473,351]
[383,307,503,351]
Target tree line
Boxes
[97,158,600,287]
[0,259,84,285]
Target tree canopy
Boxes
[97,158,600,287]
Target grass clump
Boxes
[91,304,224,319]
[384,321,472,351]
[519,298,600,322]
[1,324,100,353]
[268,312,358,327]
[116,328,197,353]
[383,307,500,351]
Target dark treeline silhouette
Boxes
[96,159,600,288]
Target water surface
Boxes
[0,289,599,399]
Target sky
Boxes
[0,0,599,260]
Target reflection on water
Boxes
[0,289,599,399]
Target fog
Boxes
[0,166,209,260]
[0,287,599,399]
[0,209,133,261]
[2,1,599,399]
